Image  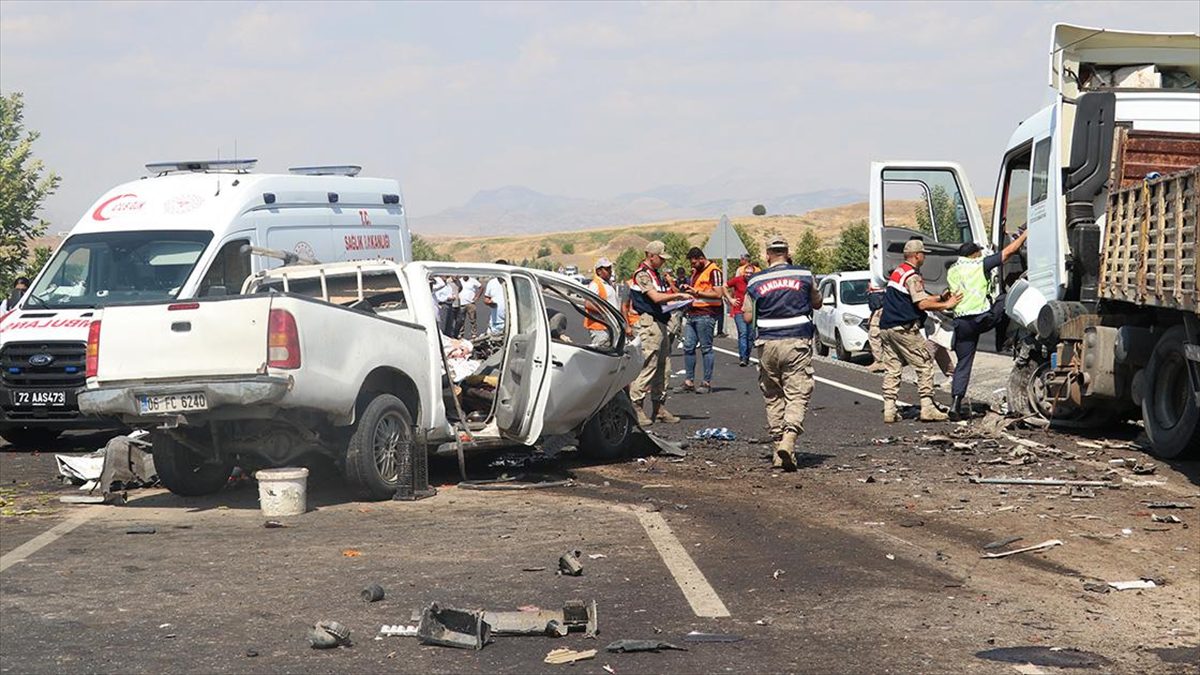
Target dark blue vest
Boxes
[880,262,926,329]
[630,263,670,324]
[746,265,815,339]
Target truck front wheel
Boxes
[151,433,233,497]
[345,394,413,500]
[579,393,634,460]
[1142,326,1199,459]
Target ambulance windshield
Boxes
[26,230,214,309]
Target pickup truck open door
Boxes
[868,161,989,296]
[494,272,552,444]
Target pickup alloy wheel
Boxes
[345,393,413,500]
[579,393,634,460]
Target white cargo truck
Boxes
[0,160,411,446]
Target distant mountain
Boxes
[410,174,865,235]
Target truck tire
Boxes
[1141,326,1199,459]
[0,427,62,448]
[151,433,233,497]
[835,330,852,362]
[579,393,634,460]
[1005,360,1039,417]
[345,394,413,500]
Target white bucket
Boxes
[255,467,309,517]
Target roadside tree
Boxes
[1,92,61,291]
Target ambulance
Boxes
[0,159,411,446]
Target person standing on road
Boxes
[432,276,459,335]
[726,262,759,366]
[743,237,821,471]
[584,257,625,349]
[483,260,509,336]
[878,239,961,423]
[946,229,1029,419]
[679,247,724,394]
[866,281,886,373]
[629,241,692,426]
[457,275,481,339]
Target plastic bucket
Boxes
[255,467,309,517]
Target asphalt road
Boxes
[1,314,1197,674]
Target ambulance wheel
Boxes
[345,394,412,500]
[151,433,233,497]
[580,393,634,460]
[1142,326,1199,459]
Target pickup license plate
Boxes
[137,392,208,415]
[14,390,67,407]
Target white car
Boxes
[814,271,873,361]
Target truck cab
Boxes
[0,160,411,447]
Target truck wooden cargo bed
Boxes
[1098,165,1199,313]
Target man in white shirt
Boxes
[584,258,622,349]
[431,276,458,335]
[483,260,508,336]
[457,276,482,338]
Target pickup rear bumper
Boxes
[79,376,291,418]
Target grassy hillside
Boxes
[427,199,994,268]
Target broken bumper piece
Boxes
[417,603,492,650]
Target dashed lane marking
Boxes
[711,345,909,405]
[634,509,731,618]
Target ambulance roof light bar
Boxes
[145,159,258,175]
[288,165,362,177]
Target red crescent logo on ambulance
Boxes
[91,193,145,221]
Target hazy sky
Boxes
[2,1,1197,232]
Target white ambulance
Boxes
[0,160,411,446]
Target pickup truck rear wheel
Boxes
[345,394,413,500]
[579,393,634,460]
[151,433,233,497]
[1142,326,1199,459]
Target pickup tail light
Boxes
[86,320,102,378]
[267,309,301,369]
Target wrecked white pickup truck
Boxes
[78,261,639,499]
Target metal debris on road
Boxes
[976,646,1109,669]
[694,428,737,441]
[361,584,385,603]
[379,624,418,637]
[458,475,575,491]
[683,631,744,643]
[1082,581,1110,594]
[417,603,491,650]
[871,437,898,445]
[641,431,688,457]
[483,599,598,638]
[969,477,1109,487]
[1144,501,1193,509]
[1108,579,1157,591]
[558,550,584,576]
[603,665,616,674]
[544,647,597,664]
[308,620,352,649]
[263,521,287,529]
[605,640,687,653]
[1151,514,1183,524]
[125,527,156,535]
[981,539,1063,559]
[588,553,607,560]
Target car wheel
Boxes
[835,330,851,362]
[815,334,829,357]
[345,393,413,500]
[0,427,62,449]
[151,432,233,497]
[1141,326,1199,459]
[579,392,634,460]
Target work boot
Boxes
[949,395,967,421]
[883,401,899,424]
[919,397,949,422]
[775,431,798,472]
[653,403,681,424]
[633,401,653,427]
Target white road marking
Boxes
[0,507,100,573]
[711,345,908,405]
[634,509,731,618]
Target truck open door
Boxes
[494,272,552,444]
[868,161,989,296]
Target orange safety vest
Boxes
[584,276,613,331]
[690,262,723,310]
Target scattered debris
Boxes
[263,520,287,529]
[1109,579,1156,591]
[983,536,1023,551]
[605,640,687,653]
[1131,463,1157,475]
[1151,514,1183,524]
[484,599,598,638]
[981,539,1063,559]
[558,550,584,576]
[969,477,1108,487]
[1144,501,1193,509]
[871,437,898,445]
[588,553,607,560]
[683,631,743,643]
[308,620,352,649]
[1082,581,1110,594]
[522,566,547,572]
[975,646,1110,669]
[417,603,491,650]
[754,618,772,626]
[379,625,418,637]
[459,475,575,491]
[772,569,785,580]
[342,549,362,558]
[642,431,688,457]
[694,427,736,441]
[360,584,385,603]
[545,648,597,664]
[641,484,674,489]
[885,554,896,561]
[603,665,616,674]
[125,526,156,535]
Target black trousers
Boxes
[950,296,1007,399]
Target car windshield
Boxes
[839,279,870,305]
[26,230,214,309]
